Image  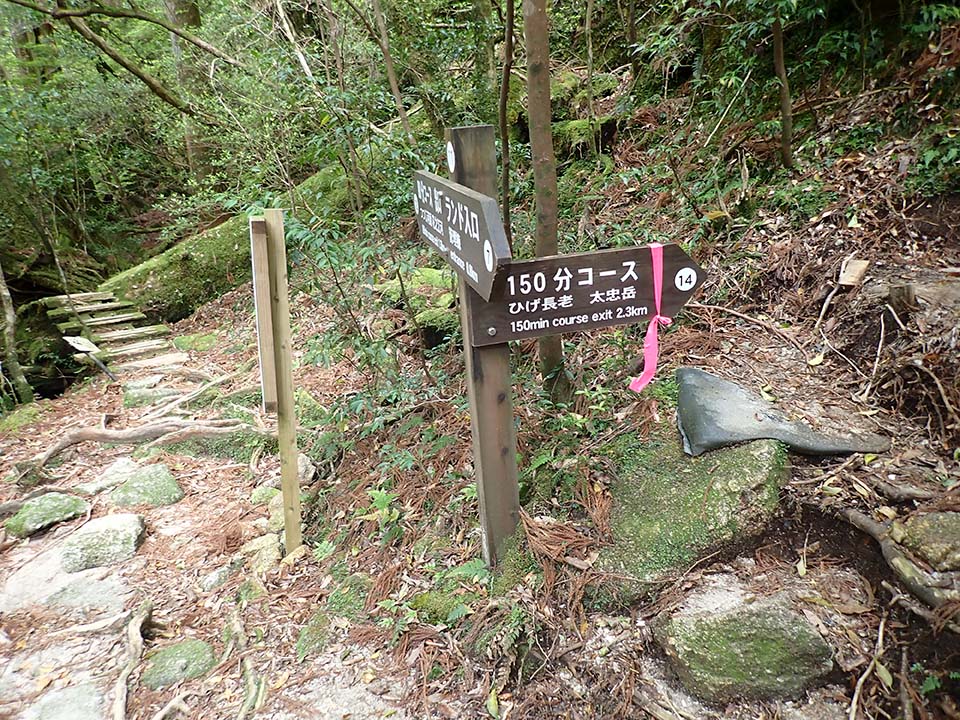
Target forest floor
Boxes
[3,84,960,719]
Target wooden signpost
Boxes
[250,210,302,554]
[414,125,705,567]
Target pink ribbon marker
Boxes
[629,243,672,393]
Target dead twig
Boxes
[149,693,193,720]
[883,581,960,635]
[687,302,807,356]
[848,613,887,720]
[112,599,154,720]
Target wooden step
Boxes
[93,325,170,343]
[114,352,190,371]
[47,300,134,319]
[73,339,171,364]
[56,312,146,333]
[42,292,116,307]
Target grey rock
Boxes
[45,573,131,612]
[123,385,179,408]
[676,367,890,456]
[110,464,183,507]
[902,512,960,571]
[250,485,280,506]
[141,638,216,690]
[60,514,145,572]
[5,493,89,538]
[74,457,140,496]
[267,491,285,532]
[123,374,165,390]
[22,682,104,720]
[654,576,833,703]
[238,533,282,574]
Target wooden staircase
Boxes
[42,292,188,372]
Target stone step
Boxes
[93,325,170,343]
[47,300,135,319]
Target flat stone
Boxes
[267,492,285,531]
[123,386,179,408]
[0,544,129,614]
[22,682,104,720]
[60,514,145,572]
[141,638,216,690]
[110,464,183,507]
[902,512,960,571]
[122,374,165,390]
[597,424,787,601]
[74,457,140,496]
[654,575,833,703]
[676,367,890,456]
[238,533,282,575]
[5,493,89,538]
[251,485,280,506]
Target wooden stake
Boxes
[249,217,278,413]
[263,208,302,553]
[447,126,520,566]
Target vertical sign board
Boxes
[249,217,278,413]
[469,245,704,345]
[412,170,511,300]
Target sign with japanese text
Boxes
[468,244,704,346]
[413,171,512,301]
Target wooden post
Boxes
[249,217,278,413]
[447,126,520,566]
[263,208,302,553]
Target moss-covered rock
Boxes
[60,513,145,572]
[5,492,89,538]
[238,533,282,575]
[901,512,960,571]
[295,610,331,661]
[654,577,833,703]
[172,333,218,352]
[250,486,281,506]
[373,267,458,345]
[109,464,184,507]
[410,590,461,624]
[141,638,216,690]
[123,386,179,408]
[75,457,140,496]
[0,403,41,435]
[596,424,787,603]
[100,164,359,322]
[162,427,276,463]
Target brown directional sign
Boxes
[413,170,512,301]
[468,244,704,347]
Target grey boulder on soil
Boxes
[676,367,890,457]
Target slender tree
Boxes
[497,0,515,248]
[523,0,571,400]
[772,11,794,169]
[0,259,33,404]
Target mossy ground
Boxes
[161,429,277,464]
[173,333,218,352]
[0,404,41,435]
[597,421,788,603]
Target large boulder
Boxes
[5,492,89,538]
[60,513,145,572]
[597,422,788,602]
[654,575,833,703]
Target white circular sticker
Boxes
[446,142,456,174]
[483,240,494,272]
[674,267,698,292]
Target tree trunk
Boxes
[369,0,414,144]
[163,0,206,176]
[0,258,34,404]
[772,14,794,170]
[523,0,570,400]
[498,0,515,249]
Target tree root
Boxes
[836,507,960,609]
[226,608,266,720]
[112,599,153,720]
[883,581,960,635]
[34,419,273,468]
